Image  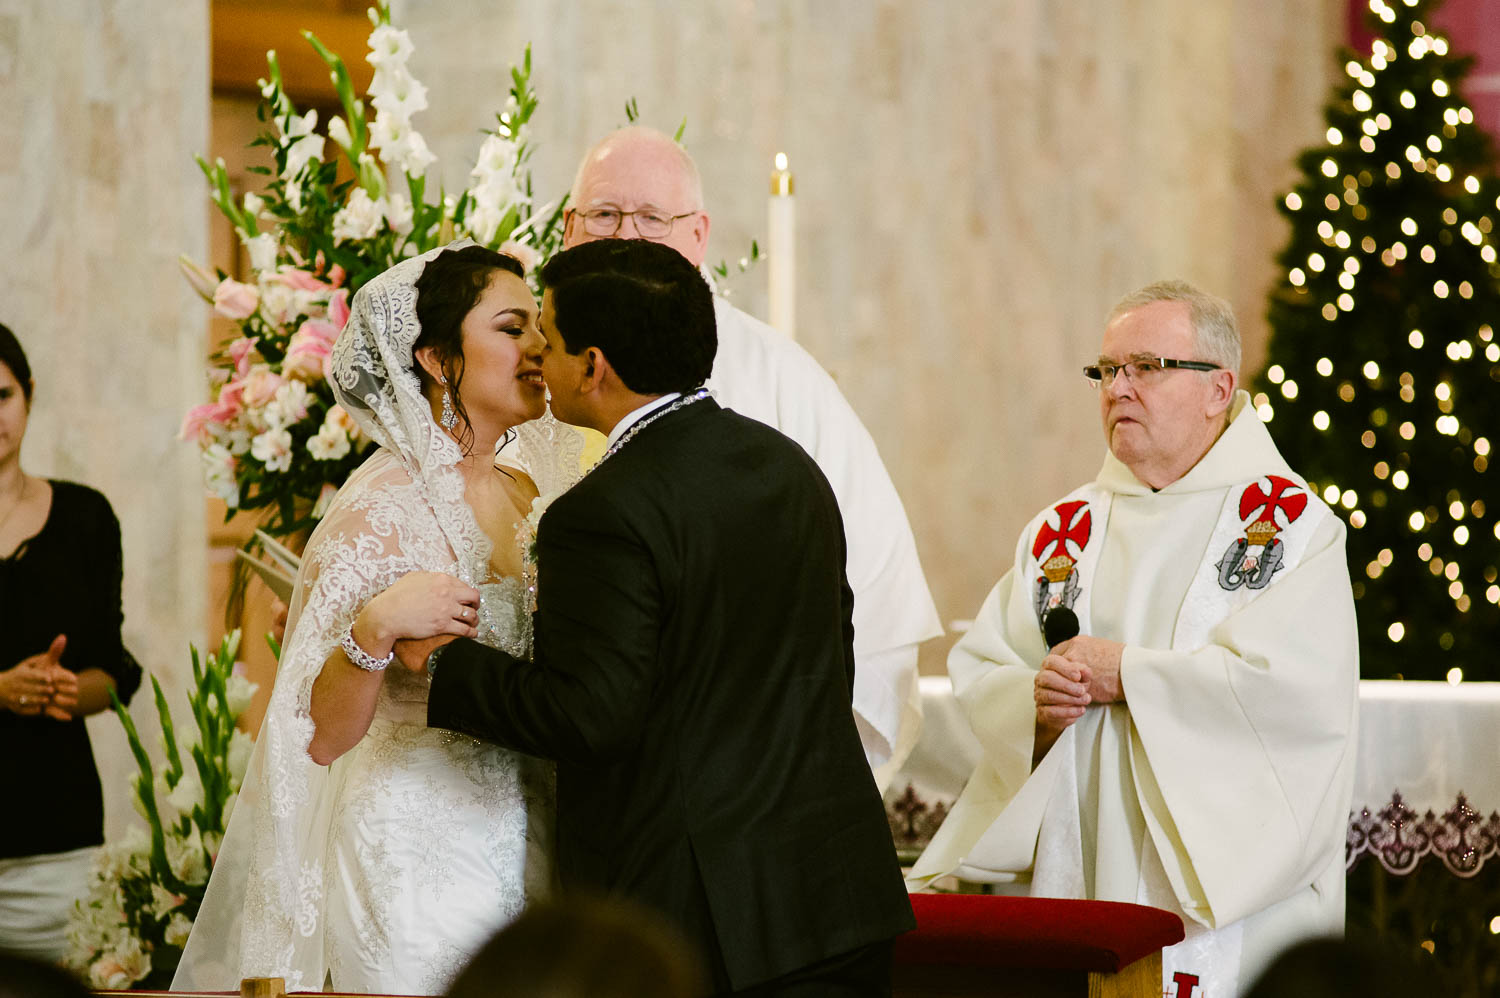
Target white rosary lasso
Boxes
[596,388,711,468]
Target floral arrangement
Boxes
[63,633,257,989]
[179,4,565,537]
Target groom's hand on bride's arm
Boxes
[393,634,455,673]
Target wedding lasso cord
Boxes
[594,388,711,468]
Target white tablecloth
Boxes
[886,678,1500,877]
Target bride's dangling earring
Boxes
[438,374,458,431]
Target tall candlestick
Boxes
[768,152,796,340]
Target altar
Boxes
[886,677,1500,877]
[886,676,1500,986]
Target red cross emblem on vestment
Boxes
[1032,500,1092,566]
[1238,475,1307,544]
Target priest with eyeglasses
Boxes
[909,280,1359,998]
[560,127,942,788]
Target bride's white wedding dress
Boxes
[174,244,582,993]
[317,510,555,992]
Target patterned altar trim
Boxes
[1347,791,1500,878]
[887,783,951,852]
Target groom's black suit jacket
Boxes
[427,398,913,990]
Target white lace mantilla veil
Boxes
[174,242,583,990]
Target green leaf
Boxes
[302,30,368,158]
[152,676,184,786]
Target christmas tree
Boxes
[1257,0,1500,682]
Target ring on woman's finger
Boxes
[18,695,29,706]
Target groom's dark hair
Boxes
[540,239,716,395]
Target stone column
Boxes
[0,0,209,838]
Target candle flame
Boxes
[774,152,788,171]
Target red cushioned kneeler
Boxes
[894,892,1185,997]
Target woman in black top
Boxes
[0,323,140,961]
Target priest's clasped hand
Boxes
[1053,635,1125,705]
[1034,654,1091,725]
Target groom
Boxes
[394,239,913,995]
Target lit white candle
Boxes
[768,152,796,340]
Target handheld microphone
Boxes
[1042,606,1080,649]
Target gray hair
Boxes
[569,126,705,212]
[1108,279,1241,375]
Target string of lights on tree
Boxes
[1255,0,1500,682]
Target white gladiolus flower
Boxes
[251,427,294,473]
[470,168,523,214]
[332,187,387,244]
[166,765,204,818]
[327,115,353,151]
[164,912,194,949]
[225,673,255,718]
[282,132,326,184]
[386,192,414,235]
[472,133,518,177]
[227,729,254,786]
[465,200,505,246]
[389,129,436,178]
[242,191,265,219]
[282,108,318,141]
[242,232,278,274]
[366,24,415,70]
[367,112,408,153]
[370,66,428,122]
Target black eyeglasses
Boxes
[573,207,699,238]
[1082,357,1222,388]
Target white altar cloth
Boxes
[888,678,1500,877]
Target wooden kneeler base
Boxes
[893,949,1162,997]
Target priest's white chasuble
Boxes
[709,298,942,779]
[910,393,1359,998]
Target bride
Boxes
[174,243,582,993]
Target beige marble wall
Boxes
[0,0,209,837]
[399,0,1344,668]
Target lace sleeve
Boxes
[174,451,476,990]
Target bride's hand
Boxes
[350,572,481,658]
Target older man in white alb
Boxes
[909,281,1358,998]
[561,126,942,785]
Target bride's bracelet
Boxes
[341,629,394,672]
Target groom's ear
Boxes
[581,346,608,395]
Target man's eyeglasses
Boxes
[573,207,699,239]
[1083,357,1221,388]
